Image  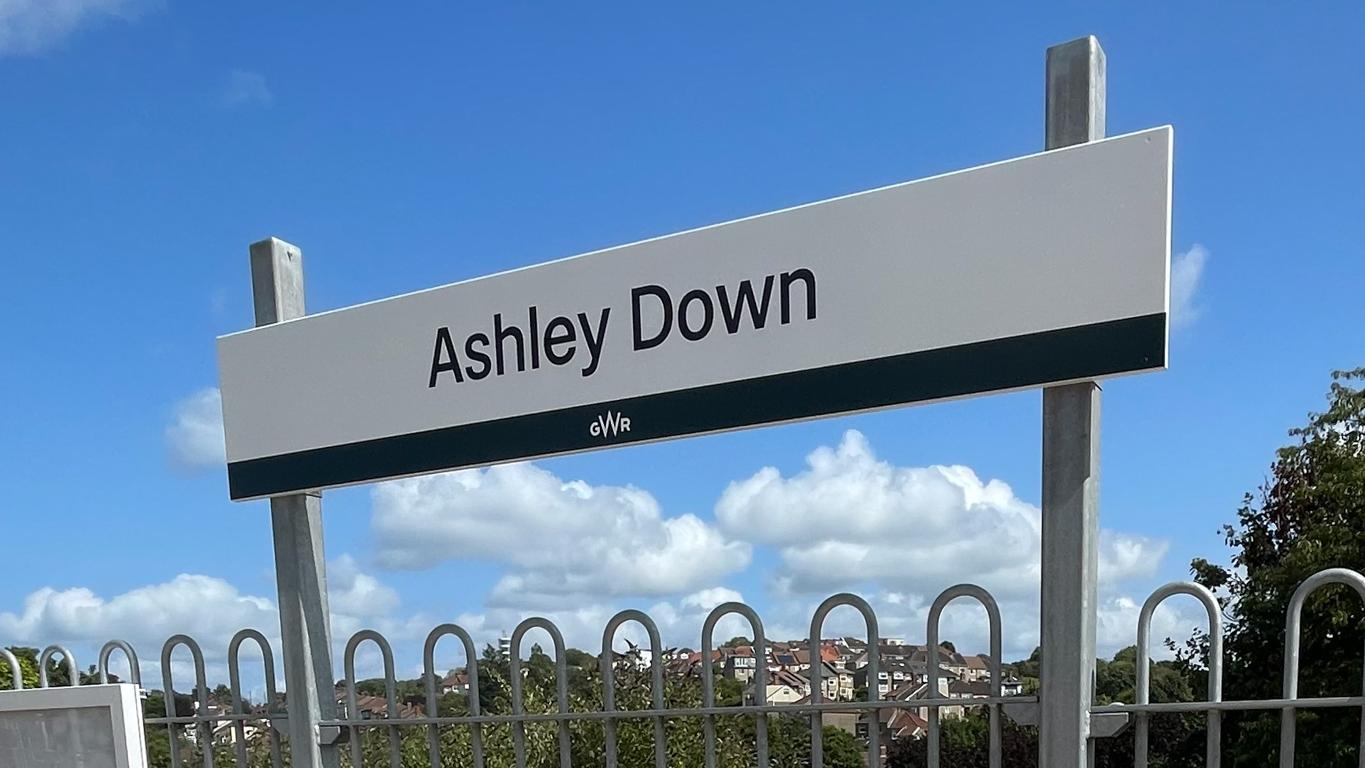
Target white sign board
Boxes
[0,684,147,768]
[219,126,1172,500]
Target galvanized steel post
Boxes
[1039,35,1105,768]
[250,237,341,768]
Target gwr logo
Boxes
[589,411,632,438]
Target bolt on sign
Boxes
[218,127,1172,500]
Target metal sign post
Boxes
[249,238,340,768]
[1040,35,1106,768]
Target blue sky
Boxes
[2,2,1363,686]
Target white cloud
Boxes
[360,430,1176,660]
[715,430,1171,657]
[0,558,419,689]
[0,0,153,55]
[717,430,1164,599]
[327,554,400,620]
[678,587,743,612]
[1170,244,1209,329]
[1100,531,1170,584]
[165,387,225,470]
[371,463,751,607]
[0,574,275,651]
[373,431,1176,661]
[1095,594,1210,661]
[220,69,272,107]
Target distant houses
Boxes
[440,670,470,696]
[646,634,1022,747]
[170,632,1020,758]
[337,693,425,720]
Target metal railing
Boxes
[320,590,1022,768]
[1,585,1027,767]
[157,632,290,768]
[926,584,1002,768]
[7,567,1365,766]
[1098,566,1365,768]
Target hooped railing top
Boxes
[701,601,768,768]
[926,584,1004,768]
[1099,567,1365,768]
[98,639,141,686]
[601,609,666,768]
[37,644,77,688]
[509,616,572,768]
[423,623,485,768]
[227,628,283,768]
[162,634,213,768]
[344,628,402,768]
[1280,567,1365,768]
[1132,581,1223,768]
[808,593,880,768]
[1,648,22,690]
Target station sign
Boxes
[219,127,1172,500]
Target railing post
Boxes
[1039,35,1106,768]
[249,237,340,768]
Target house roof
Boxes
[949,680,993,698]
[888,709,928,739]
[924,665,960,682]
[886,681,931,701]
[767,669,810,691]
[665,659,697,677]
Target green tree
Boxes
[1187,368,1365,767]
[714,676,744,707]
[323,645,878,766]
[1092,645,1193,706]
[886,708,1040,768]
[889,643,1208,768]
[766,716,863,768]
[0,646,41,689]
[141,690,200,768]
[821,725,865,768]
